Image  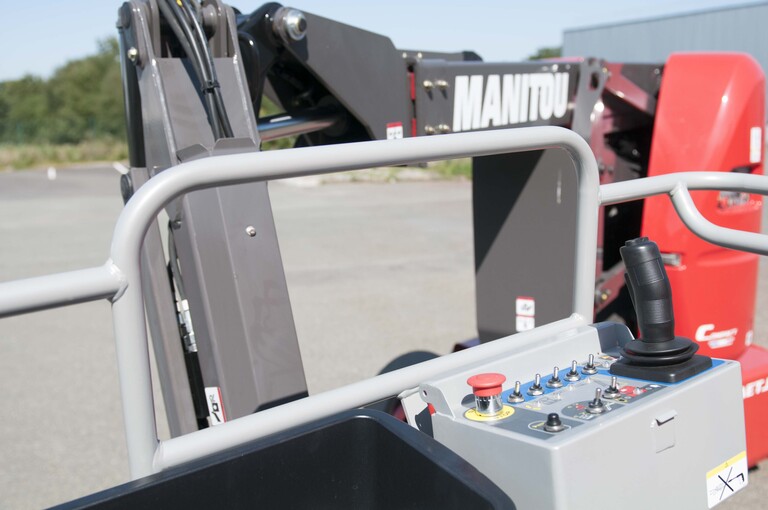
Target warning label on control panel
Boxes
[706,451,748,508]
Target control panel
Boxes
[407,239,748,509]
[417,325,746,510]
[464,357,678,437]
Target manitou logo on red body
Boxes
[452,72,570,132]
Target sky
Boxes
[0,0,758,82]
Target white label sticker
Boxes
[706,451,748,508]
[386,122,404,140]
[750,126,762,164]
[205,386,227,426]
[516,316,535,332]
[515,296,535,317]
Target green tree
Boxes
[46,38,125,143]
[0,37,124,145]
[0,76,51,142]
[527,47,562,60]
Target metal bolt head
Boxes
[127,47,139,63]
[437,124,451,134]
[275,8,307,42]
[245,226,257,237]
[285,9,307,40]
[435,79,449,89]
[422,80,434,91]
[424,125,436,135]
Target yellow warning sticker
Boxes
[706,451,748,508]
[464,405,515,422]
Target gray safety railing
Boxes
[0,126,766,479]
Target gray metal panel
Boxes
[172,182,308,419]
[154,59,216,156]
[474,149,579,341]
[214,54,261,142]
[563,3,768,105]
[121,0,308,430]
[282,11,412,139]
[153,57,261,158]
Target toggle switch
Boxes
[603,376,620,399]
[564,360,581,382]
[587,387,607,414]
[582,354,598,375]
[508,380,525,403]
[528,373,544,396]
[467,373,506,416]
[547,367,564,388]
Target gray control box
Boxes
[418,323,747,510]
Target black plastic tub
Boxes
[53,410,515,509]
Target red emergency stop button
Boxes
[467,373,506,397]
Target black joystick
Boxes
[610,237,712,383]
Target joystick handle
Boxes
[611,237,711,383]
[620,237,674,344]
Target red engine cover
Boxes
[739,345,768,466]
[643,53,764,361]
[644,53,767,466]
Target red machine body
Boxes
[642,53,767,466]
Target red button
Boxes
[467,373,506,397]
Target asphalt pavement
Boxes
[0,166,766,508]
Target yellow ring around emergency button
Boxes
[464,405,515,422]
